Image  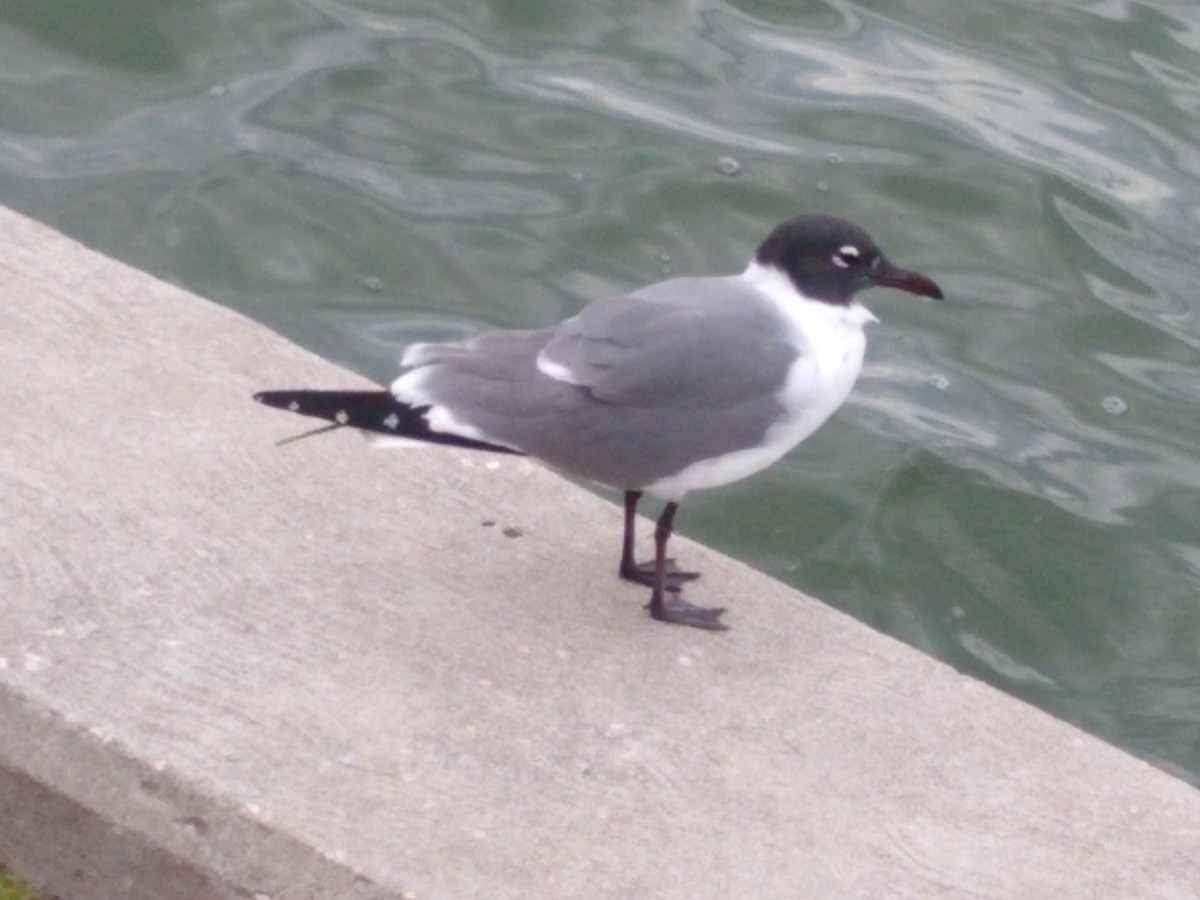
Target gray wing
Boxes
[392,276,799,489]
[536,276,798,409]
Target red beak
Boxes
[874,263,944,300]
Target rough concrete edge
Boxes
[0,208,412,899]
[0,685,399,900]
[3,205,1200,900]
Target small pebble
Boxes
[502,526,524,538]
[928,373,950,391]
[823,152,844,164]
[207,84,228,97]
[714,156,742,176]
[361,276,384,292]
[816,180,829,192]
[1101,395,1128,416]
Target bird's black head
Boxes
[755,214,944,305]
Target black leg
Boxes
[645,502,727,631]
[618,490,642,581]
[618,490,700,590]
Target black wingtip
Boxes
[252,387,527,456]
[252,390,292,406]
[255,389,319,414]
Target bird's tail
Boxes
[253,389,523,454]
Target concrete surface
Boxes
[0,202,1198,900]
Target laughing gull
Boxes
[256,213,942,630]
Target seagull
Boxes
[255,214,943,631]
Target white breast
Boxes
[759,263,875,448]
[644,261,875,499]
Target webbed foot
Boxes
[646,592,728,631]
[619,557,700,591]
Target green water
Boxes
[2,0,1198,784]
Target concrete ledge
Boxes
[1,203,1198,899]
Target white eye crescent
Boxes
[832,244,860,269]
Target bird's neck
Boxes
[741,260,879,327]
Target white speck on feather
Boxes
[288,401,299,411]
[383,412,400,430]
[88,725,112,743]
[335,410,349,424]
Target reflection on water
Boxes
[2,0,1199,782]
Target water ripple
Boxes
[508,67,799,155]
